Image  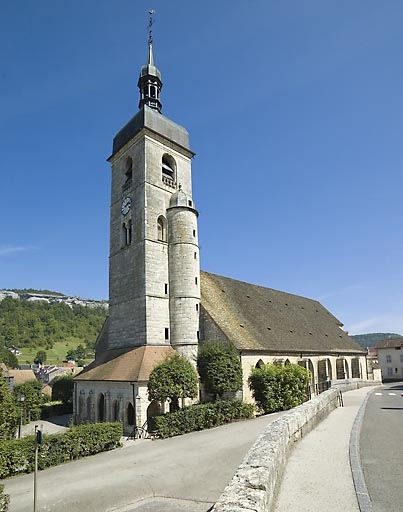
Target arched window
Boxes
[255,359,265,369]
[157,216,167,242]
[162,154,176,182]
[123,157,132,190]
[122,220,132,247]
[97,393,105,422]
[127,403,135,426]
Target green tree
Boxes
[66,343,87,361]
[197,341,243,400]
[0,369,18,441]
[52,376,74,405]
[34,350,47,364]
[148,353,198,411]
[13,380,44,422]
[0,347,18,369]
[248,363,309,414]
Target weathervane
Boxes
[148,10,156,45]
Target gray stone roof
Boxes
[376,338,403,349]
[111,105,192,157]
[200,271,364,355]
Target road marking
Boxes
[388,392,397,396]
[375,392,383,395]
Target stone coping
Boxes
[212,380,380,512]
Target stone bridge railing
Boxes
[212,379,380,512]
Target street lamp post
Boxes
[18,393,25,439]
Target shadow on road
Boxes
[46,414,72,427]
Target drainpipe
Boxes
[130,382,137,437]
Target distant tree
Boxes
[148,354,198,411]
[34,350,47,364]
[13,380,44,422]
[52,376,74,405]
[197,341,243,400]
[248,363,309,414]
[66,344,87,361]
[0,369,18,441]
[0,347,18,369]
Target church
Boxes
[74,26,366,435]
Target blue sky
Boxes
[1,1,403,335]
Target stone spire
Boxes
[138,10,163,112]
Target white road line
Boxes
[388,392,397,396]
[375,392,383,395]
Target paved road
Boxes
[360,381,403,512]
[3,412,283,512]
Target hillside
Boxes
[351,332,402,350]
[0,294,108,365]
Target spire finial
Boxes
[148,10,155,46]
[138,9,162,112]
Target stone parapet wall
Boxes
[212,380,381,512]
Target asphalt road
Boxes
[360,381,403,512]
[2,412,283,512]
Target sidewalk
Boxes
[273,386,373,512]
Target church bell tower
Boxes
[104,16,200,362]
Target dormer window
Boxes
[162,154,176,182]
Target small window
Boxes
[194,252,197,259]
[400,354,403,363]
[162,154,176,181]
[193,229,196,237]
[386,355,392,363]
[196,303,199,312]
[197,331,200,340]
[387,367,393,376]
[165,328,169,340]
[122,221,132,246]
[195,277,198,285]
[157,216,167,242]
[123,157,132,189]
[165,283,168,294]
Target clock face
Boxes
[121,197,132,215]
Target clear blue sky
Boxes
[1,1,402,335]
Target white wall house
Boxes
[376,337,403,381]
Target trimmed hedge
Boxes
[0,422,122,479]
[154,399,255,439]
[40,402,73,420]
[248,363,310,414]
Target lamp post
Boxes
[18,393,25,439]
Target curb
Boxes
[349,387,375,512]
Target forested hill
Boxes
[351,333,402,350]
[0,296,108,350]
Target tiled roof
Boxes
[200,271,364,355]
[74,345,174,382]
[8,370,37,386]
[376,338,403,349]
